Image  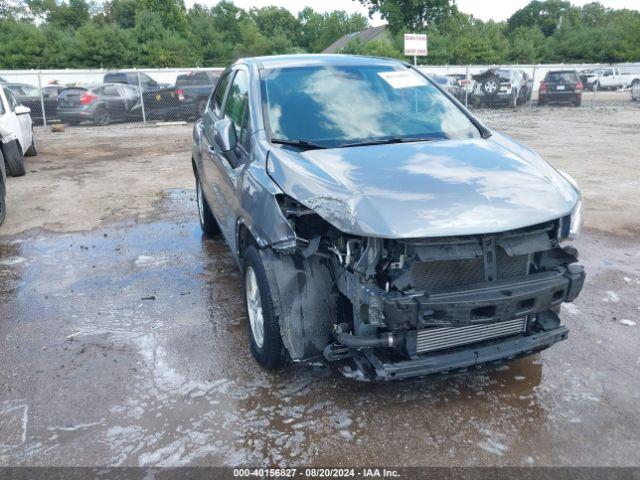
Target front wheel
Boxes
[2,140,26,177]
[196,176,219,236]
[243,246,288,370]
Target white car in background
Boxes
[0,85,37,178]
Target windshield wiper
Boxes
[270,138,329,150]
[338,137,436,148]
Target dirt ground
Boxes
[0,99,639,468]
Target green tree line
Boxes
[0,0,638,69]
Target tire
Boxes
[243,245,287,370]
[196,175,220,236]
[481,75,500,97]
[25,129,37,157]
[93,106,110,126]
[0,190,5,227]
[2,140,26,177]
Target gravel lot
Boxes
[1,99,639,467]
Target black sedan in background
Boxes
[57,83,142,126]
[4,83,58,123]
[539,70,583,107]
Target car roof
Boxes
[547,70,577,74]
[242,54,409,70]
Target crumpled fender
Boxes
[259,247,336,361]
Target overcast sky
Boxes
[187,0,640,23]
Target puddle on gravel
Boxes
[1,190,639,467]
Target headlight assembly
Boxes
[568,197,583,240]
[558,170,583,241]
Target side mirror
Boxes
[214,118,238,153]
[15,105,31,115]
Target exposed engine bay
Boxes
[263,195,586,381]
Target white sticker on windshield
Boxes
[378,70,427,89]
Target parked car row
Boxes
[0,71,221,127]
[579,67,640,91]
[0,84,38,226]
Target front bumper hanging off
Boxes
[329,264,585,381]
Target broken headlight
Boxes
[558,171,583,241]
[568,197,583,240]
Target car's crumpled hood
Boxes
[267,134,579,239]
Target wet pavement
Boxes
[1,190,639,467]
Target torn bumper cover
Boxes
[327,262,585,381]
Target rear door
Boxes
[101,85,126,119]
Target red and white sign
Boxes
[404,34,428,56]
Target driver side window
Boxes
[210,71,231,117]
[224,69,250,149]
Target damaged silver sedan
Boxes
[192,55,585,381]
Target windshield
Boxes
[260,65,481,148]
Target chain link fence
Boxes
[0,68,223,128]
[1,63,638,130]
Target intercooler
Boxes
[415,317,527,354]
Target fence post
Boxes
[465,65,469,108]
[137,71,146,124]
[529,66,536,110]
[37,72,47,129]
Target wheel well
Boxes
[237,222,257,260]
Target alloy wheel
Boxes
[245,266,265,348]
